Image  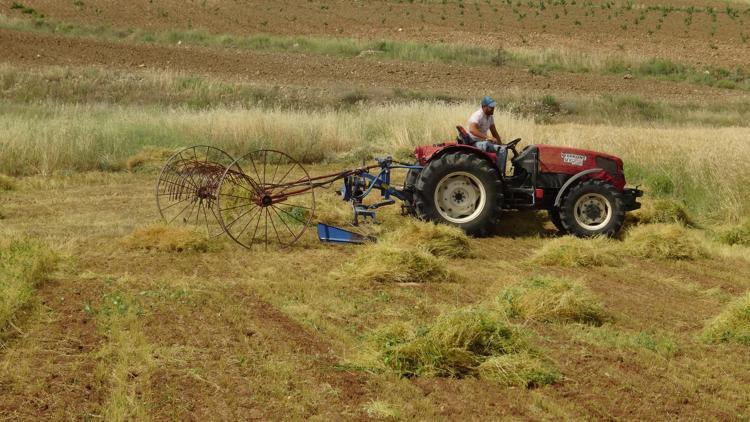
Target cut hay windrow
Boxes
[376,307,559,387]
[120,224,209,252]
[347,242,451,284]
[476,352,561,387]
[498,276,608,325]
[383,220,473,258]
[0,174,16,191]
[531,236,619,267]
[715,220,750,247]
[314,188,367,228]
[701,292,750,346]
[632,198,695,226]
[622,223,709,260]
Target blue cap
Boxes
[481,95,497,108]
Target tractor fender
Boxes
[553,168,604,207]
[424,144,497,168]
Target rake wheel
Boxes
[155,145,235,237]
[216,150,315,249]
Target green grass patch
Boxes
[701,292,750,346]
[0,238,57,329]
[606,58,750,91]
[498,276,608,325]
[624,162,724,221]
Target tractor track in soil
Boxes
[0,28,745,104]
[0,276,108,420]
[136,285,373,420]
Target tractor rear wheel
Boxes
[413,152,499,236]
[548,208,567,234]
[558,179,625,237]
[401,168,420,216]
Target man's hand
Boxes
[489,124,502,145]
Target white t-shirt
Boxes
[467,109,494,138]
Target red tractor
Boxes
[402,127,643,237]
[155,131,643,248]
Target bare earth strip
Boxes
[0,28,744,104]
[0,276,107,419]
[3,0,749,68]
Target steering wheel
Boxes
[504,138,522,159]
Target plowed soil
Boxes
[3,0,749,68]
[0,28,744,103]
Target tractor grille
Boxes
[596,157,619,176]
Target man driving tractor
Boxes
[467,96,508,175]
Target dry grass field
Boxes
[2,0,750,420]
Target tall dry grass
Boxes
[3,64,749,128]
[3,101,748,220]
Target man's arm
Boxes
[469,122,487,140]
[489,124,502,144]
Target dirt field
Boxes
[2,0,750,420]
[1,27,746,104]
[3,0,749,68]
[1,173,749,419]
[2,0,749,104]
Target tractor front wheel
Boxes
[414,152,499,236]
[558,179,625,237]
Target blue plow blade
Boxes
[317,223,374,244]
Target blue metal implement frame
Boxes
[317,156,423,244]
[339,156,423,225]
[316,223,374,244]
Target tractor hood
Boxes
[534,145,624,176]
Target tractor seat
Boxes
[456,126,473,145]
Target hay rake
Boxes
[156,145,420,249]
